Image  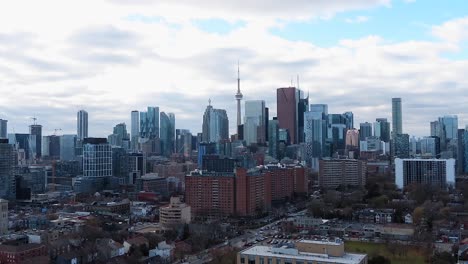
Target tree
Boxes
[413,207,424,225]
[324,190,341,207]
[407,184,434,205]
[144,233,164,249]
[431,251,456,264]
[182,224,190,240]
[387,242,398,258]
[127,247,143,264]
[307,199,325,218]
[370,195,389,208]
[210,250,237,264]
[164,229,178,242]
[368,255,391,264]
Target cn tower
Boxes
[235,62,243,128]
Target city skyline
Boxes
[1,1,468,137]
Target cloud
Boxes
[345,16,370,24]
[109,0,390,21]
[70,25,140,48]
[432,17,468,44]
[0,1,467,138]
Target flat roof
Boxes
[297,239,343,246]
[396,158,454,161]
[240,246,366,264]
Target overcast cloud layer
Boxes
[0,0,468,137]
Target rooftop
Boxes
[132,223,166,234]
[297,238,343,246]
[240,245,366,264]
[141,175,166,180]
[186,170,235,177]
[125,236,149,246]
[0,243,45,253]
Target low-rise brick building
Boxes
[0,243,48,264]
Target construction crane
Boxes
[53,128,62,136]
[31,117,37,125]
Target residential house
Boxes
[96,238,125,261]
[123,236,149,254]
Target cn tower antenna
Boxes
[235,61,243,128]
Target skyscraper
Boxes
[374,118,390,142]
[210,109,228,143]
[457,129,465,175]
[359,122,372,141]
[346,129,360,149]
[82,138,112,177]
[277,87,303,144]
[439,115,458,140]
[392,133,410,159]
[202,102,229,143]
[235,63,243,129]
[264,107,269,141]
[202,103,212,142]
[131,110,139,150]
[77,110,88,140]
[140,107,159,139]
[0,199,7,235]
[298,96,309,143]
[42,135,60,159]
[8,133,31,161]
[268,118,279,159]
[319,159,367,189]
[305,109,328,170]
[0,119,7,139]
[244,100,266,145]
[108,123,130,148]
[310,104,328,119]
[430,120,446,151]
[463,129,468,174]
[420,136,440,158]
[29,124,42,160]
[176,129,192,157]
[60,134,77,161]
[160,112,175,157]
[327,114,349,153]
[430,120,441,138]
[0,139,16,200]
[395,158,455,189]
[343,112,354,129]
[392,98,402,135]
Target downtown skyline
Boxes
[1,0,468,137]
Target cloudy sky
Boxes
[1,0,468,137]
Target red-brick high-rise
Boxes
[236,168,268,216]
[185,164,308,218]
[185,171,235,218]
[265,164,307,201]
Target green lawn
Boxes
[345,241,427,264]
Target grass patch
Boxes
[345,241,426,264]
